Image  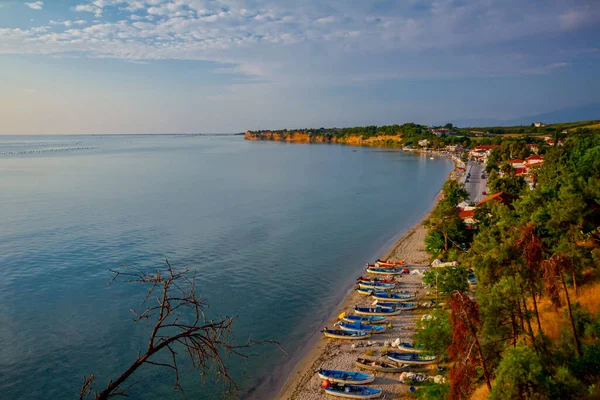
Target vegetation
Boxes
[416,129,600,399]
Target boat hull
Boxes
[324,330,371,340]
[355,358,408,373]
[341,315,387,325]
[366,268,403,275]
[371,294,415,302]
[317,370,375,385]
[387,352,436,365]
[354,307,402,316]
[324,386,382,399]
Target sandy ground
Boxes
[275,221,437,400]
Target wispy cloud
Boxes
[2,0,599,85]
[25,1,43,10]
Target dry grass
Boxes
[533,280,600,341]
[469,383,491,400]
[581,123,600,130]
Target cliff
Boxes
[244,130,404,147]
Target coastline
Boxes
[274,165,456,399]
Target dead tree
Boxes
[80,260,274,400]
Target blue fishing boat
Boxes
[324,384,382,399]
[366,267,404,275]
[354,306,402,316]
[372,292,415,302]
[317,369,375,384]
[338,321,386,334]
[387,352,436,365]
[396,342,425,353]
[358,281,395,290]
[340,314,387,325]
[375,302,417,310]
[323,329,371,340]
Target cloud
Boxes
[25,1,43,10]
[2,0,598,85]
[23,89,37,95]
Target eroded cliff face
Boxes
[244,131,404,147]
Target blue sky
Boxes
[0,0,599,133]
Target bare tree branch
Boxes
[80,260,277,400]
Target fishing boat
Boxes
[375,259,406,267]
[372,292,415,302]
[340,314,387,325]
[357,276,396,284]
[366,267,404,275]
[357,288,373,296]
[355,358,409,373]
[387,352,437,365]
[358,281,395,290]
[354,306,402,316]
[323,329,371,340]
[317,369,375,384]
[324,384,382,399]
[338,321,386,334]
[374,302,417,310]
[396,342,425,353]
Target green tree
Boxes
[414,309,452,359]
[424,266,469,296]
[490,346,549,400]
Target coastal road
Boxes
[461,160,488,203]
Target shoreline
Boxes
[274,164,456,399]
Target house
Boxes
[469,144,499,161]
[544,136,553,142]
[534,122,546,127]
[547,140,564,146]
[509,159,526,169]
[476,192,512,207]
[418,139,429,147]
[459,209,478,229]
[525,155,544,167]
[432,128,449,137]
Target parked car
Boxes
[482,191,487,195]
[466,179,470,183]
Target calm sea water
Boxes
[0,135,452,399]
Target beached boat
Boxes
[366,267,404,275]
[354,306,402,316]
[372,292,415,302]
[357,276,396,284]
[375,259,406,267]
[374,302,417,310]
[387,352,437,365]
[358,281,395,290]
[323,329,371,340]
[338,322,386,334]
[324,384,382,399]
[357,288,373,296]
[317,369,375,384]
[396,343,425,353]
[340,314,387,325]
[355,357,408,373]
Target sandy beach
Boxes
[276,219,437,399]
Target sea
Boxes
[0,134,452,399]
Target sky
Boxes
[0,0,599,134]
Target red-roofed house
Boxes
[476,192,512,207]
[469,145,499,161]
[509,159,526,169]
[458,209,477,229]
[525,155,544,167]
[432,128,450,137]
